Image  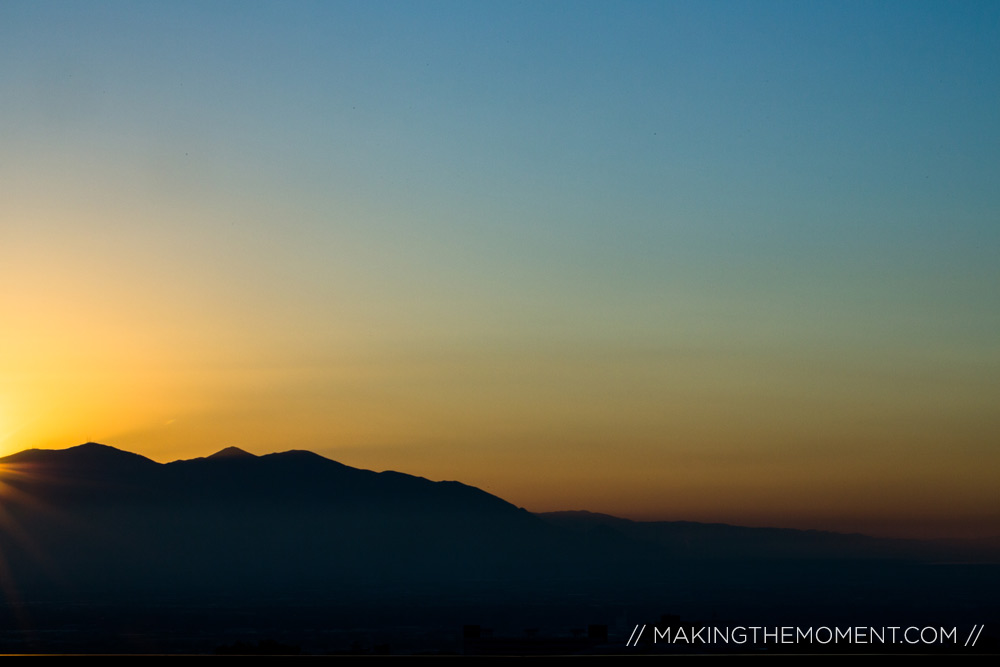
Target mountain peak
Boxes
[76,441,118,451]
[207,446,256,460]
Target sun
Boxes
[0,397,31,459]
[0,418,19,459]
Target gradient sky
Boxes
[2,1,998,538]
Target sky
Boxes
[2,1,998,539]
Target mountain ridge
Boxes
[0,441,995,655]
[4,443,997,548]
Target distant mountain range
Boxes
[0,442,996,654]
[0,442,573,597]
[540,510,1000,563]
[1,442,996,599]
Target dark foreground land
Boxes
[0,444,996,654]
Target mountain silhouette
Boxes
[0,443,996,654]
[537,510,1000,561]
[0,443,582,598]
[1,443,996,596]
[205,446,256,460]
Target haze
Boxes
[2,2,998,539]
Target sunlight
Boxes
[0,396,27,459]
[0,461,52,612]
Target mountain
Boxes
[0,443,996,654]
[205,446,256,460]
[537,511,1000,561]
[1,443,995,598]
[0,442,581,597]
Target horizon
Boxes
[2,439,993,542]
[2,2,998,545]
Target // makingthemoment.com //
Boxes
[625,624,986,648]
